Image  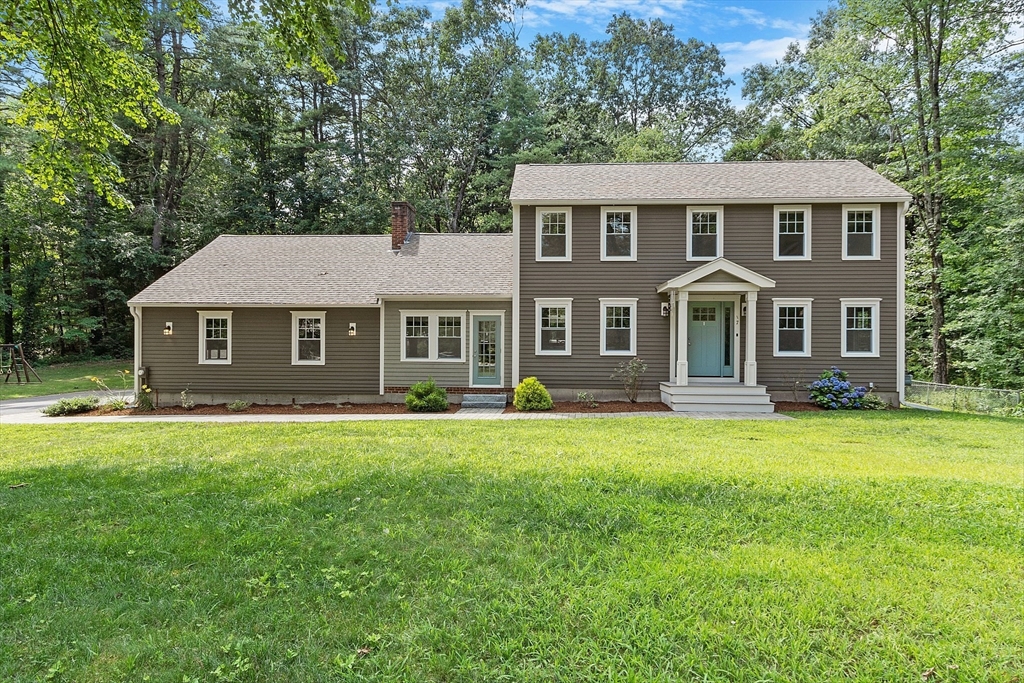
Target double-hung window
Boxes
[842,204,880,260]
[599,298,637,356]
[291,311,325,365]
[536,208,571,261]
[601,206,637,261]
[840,298,881,357]
[775,206,811,260]
[687,206,723,260]
[401,312,465,361]
[535,298,572,355]
[772,298,812,357]
[198,311,232,364]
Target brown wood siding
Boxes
[518,203,899,394]
[140,307,380,395]
[382,299,513,389]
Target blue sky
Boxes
[430,0,833,101]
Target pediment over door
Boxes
[657,258,776,293]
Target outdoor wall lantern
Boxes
[163,322,173,335]
[348,322,357,336]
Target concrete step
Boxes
[663,392,773,405]
[461,394,507,408]
[659,382,775,413]
[665,402,776,413]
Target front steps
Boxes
[660,382,774,413]
[460,393,508,409]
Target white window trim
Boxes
[599,297,638,356]
[535,207,572,262]
[197,310,232,365]
[772,298,813,357]
[686,205,724,262]
[534,298,572,356]
[841,204,881,261]
[400,310,467,362]
[774,205,812,261]
[291,310,326,365]
[600,206,638,262]
[840,298,881,358]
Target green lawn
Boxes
[0,359,132,400]
[1,412,1021,682]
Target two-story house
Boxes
[127,160,910,412]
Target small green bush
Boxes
[405,378,449,412]
[105,398,130,411]
[43,396,99,416]
[135,385,155,412]
[514,377,553,411]
[227,400,252,412]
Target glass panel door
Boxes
[472,316,501,386]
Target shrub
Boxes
[513,377,553,411]
[180,386,195,410]
[860,392,889,410]
[405,378,448,412]
[43,396,99,416]
[611,357,648,403]
[576,391,597,408]
[227,400,252,412]
[105,398,129,411]
[808,367,874,410]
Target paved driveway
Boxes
[0,391,100,422]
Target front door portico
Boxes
[657,258,775,387]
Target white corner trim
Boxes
[841,204,881,261]
[197,310,233,365]
[772,297,813,357]
[599,297,639,356]
[379,304,385,395]
[130,306,142,394]
[897,201,908,402]
[773,204,812,261]
[600,206,638,262]
[290,310,326,365]
[686,205,724,262]
[512,205,521,385]
[534,298,573,356]
[535,206,572,262]
[840,298,881,358]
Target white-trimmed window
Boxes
[775,205,811,260]
[842,204,880,260]
[401,311,465,362]
[292,311,325,365]
[772,298,812,357]
[841,298,881,357]
[687,206,723,261]
[198,311,232,364]
[536,207,571,261]
[599,298,637,356]
[535,298,572,355]
[601,206,637,261]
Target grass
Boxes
[0,411,1021,682]
[0,359,132,400]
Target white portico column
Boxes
[675,290,688,386]
[745,291,758,386]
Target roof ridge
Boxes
[517,159,863,167]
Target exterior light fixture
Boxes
[348,322,357,336]
[163,322,174,335]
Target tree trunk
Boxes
[1,234,13,345]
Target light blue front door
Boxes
[472,316,501,386]
[687,302,733,377]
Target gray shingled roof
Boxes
[510,160,911,203]
[128,233,513,306]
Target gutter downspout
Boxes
[130,305,142,396]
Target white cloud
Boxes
[719,36,801,76]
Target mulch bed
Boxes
[773,401,824,412]
[80,402,459,417]
[504,401,672,414]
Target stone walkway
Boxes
[1,400,793,425]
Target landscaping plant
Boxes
[611,357,648,403]
[180,386,195,410]
[135,385,155,411]
[405,378,448,412]
[41,396,99,416]
[513,377,553,411]
[227,400,253,412]
[808,367,885,410]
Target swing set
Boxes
[1,343,42,384]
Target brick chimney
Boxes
[391,201,416,251]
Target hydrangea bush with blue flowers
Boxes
[808,367,870,410]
